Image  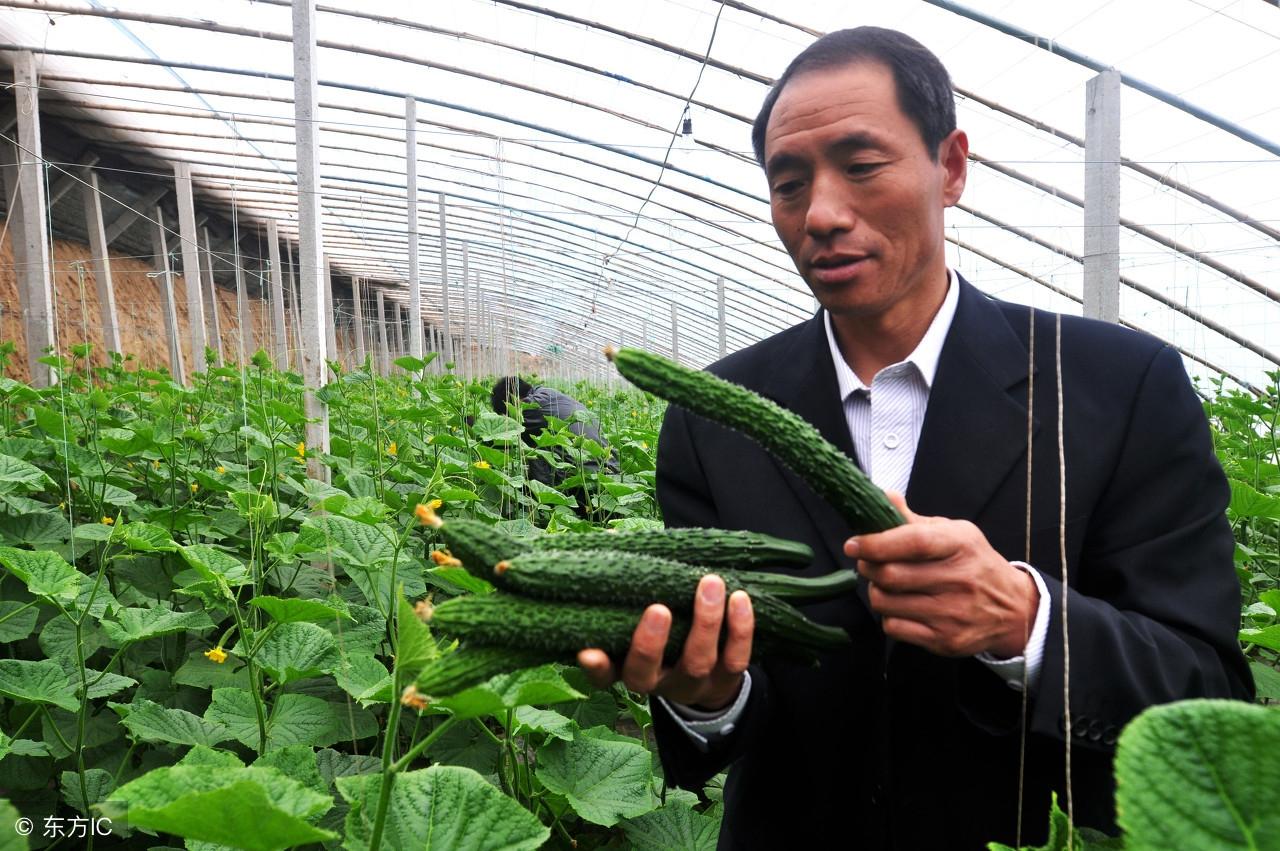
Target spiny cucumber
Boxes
[413,644,564,698]
[526,526,814,569]
[606,347,904,534]
[492,550,849,651]
[420,507,517,579]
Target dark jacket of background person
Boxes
[650,277,1253,850]
[492,377,619,489]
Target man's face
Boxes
[763,61,967,324]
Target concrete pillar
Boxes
[233,235,250,365]
[1083,68,1121,324]
[670,302,680,365]
[82,169,121,355]
[391,302,405,363]
[351,277,366,364]
[716,275,726,358]
[200,227,224,367]
[174,162,206,374]
[375,289,390,376]
[12,52,56,386]
[406,97,423,358]
[323,256,338,370]
[437,193,454,365]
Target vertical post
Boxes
[233,233,250,364]
[200,227,224,367]
[670,302,680,365]
[461,243,471,378]
[11,52,55,386]
[437,193,454,365]
[266,220,289,369]
[391,302,405,363]
[716,275,726,359]
[82,169,121,355]
[352,277,366,364]
[642,317,649,351]
[294,0,329,471]
[1083,68,1121,324]
[174,162,207,374]
[323,256,338,369]
[405,97,424,358]
[375,290,390,377]
[286,245,303,364]
[151,207,185,381]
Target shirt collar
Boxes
[823,268,959,396]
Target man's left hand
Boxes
[845,492,1039,658]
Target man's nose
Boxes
[805,171,856,237]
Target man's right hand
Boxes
[577,574,755,711]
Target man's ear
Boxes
[939,128,968,207]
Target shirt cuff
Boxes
[655,671,752,751]
[975,562,1049,692]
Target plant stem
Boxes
[368,713,458,851]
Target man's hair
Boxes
[750,26,956,166]
[491,376,534,414]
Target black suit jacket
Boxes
[652,277,1253,850]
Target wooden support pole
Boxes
[201,227,224,367]
[49,153,98,209]
[1083,68,1122,324]
[461,242,471,378]
[716,275,726,359]
[391,301,405,364]
[150,206,185,381]
[266,219,289,370]
[173,161,207,374]
[104,184,169,245]
[351,277,366,364]
[437,193,454,365]
[670,302,680,365]
[12,52,56,386]
[375,289,390,377]
[324,255,338,368]
[286,245,303,365]
[294,0,329,470]
[82,169,121,355]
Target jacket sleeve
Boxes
[960,345,1254,747]
[650,404,776,789]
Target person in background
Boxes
[491,376,619,511]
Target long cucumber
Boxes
[526,526,814,569]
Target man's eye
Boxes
[847,162,881,177]
[772,180,805,197]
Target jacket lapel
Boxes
[906,277,1037,522]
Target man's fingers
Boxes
[577,648,616,689]
[620,604,672,693]
[680,575,727,679]
[720,590,755,674]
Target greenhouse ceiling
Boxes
[0,0,1276,385]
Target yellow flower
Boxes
[400,684,429,711]
[430,549,462,567]
[190,483,199,493]
[216,465,226,474]
[58,501,66,511]
[415,501,444,527]
[295,441,306,457]
[473,460,491,470]
[152,459,161,469]
[101,516,114,525]
[641,441,649,449]
[204,646,228,664]
[387,441,397,456]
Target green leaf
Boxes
[109,764,336,851]
[437,486,480,502]
[206,689,373,752]
[394,355,426,372]
[0,660,79,711]
[230,490,278,524]
[0,602,37,643]
[434,664,585,720]
[111,699,230,748]
[0,732,50,762]
[1115,699,1280,850]
[253,622,340,684]
[0,454,52,494]
[297,515,395,568]
[395,596,437,680]
[1,513,71,548]
[179,544,250,584]
[0,798,27,851]
[174,649,252,691]
[622,797,722,851]
[527,478,576,507]
[101,607,215,644]
[0,547,80,604]
[118,521,178,552]
[249,595,352,625]
[1251,661,1280,701]
[510,706,577,741]
[1239,624,1280,652]
[337,765,548,850]
[1228,479,1280,521]
[77,668,138,700]
[254,745,326,797]
[426,566,495,596]
[60,767,114,815]
[472,411,525,444]
[333,653,391,706]
[535,726,657,826]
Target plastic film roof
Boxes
[0,0,1277,385]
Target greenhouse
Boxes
[0,1,1274,849]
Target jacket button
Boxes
[1072,717,1090,738]
[1102,726,1119,746]
[1087,719,1103,741]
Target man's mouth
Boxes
[808,254,870,285]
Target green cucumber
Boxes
[493,550,849,651]
[414,644,564,698]
[527,527,814,569]
[422,509,519,579]
[426,593,828,664]
[606,347,904,534]
[737,568,860,601]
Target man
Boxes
[578,27,1252,849]
[491,377,619,511]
